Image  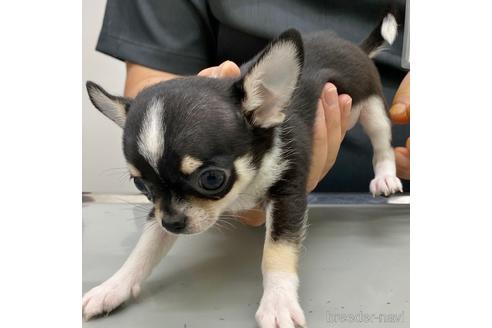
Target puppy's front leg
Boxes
[256,198,307,328]
[83,221,177,320]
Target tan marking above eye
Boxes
[181,155,203,175]
[127,163,141,177]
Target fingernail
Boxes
[325,83,336,93]
[323,83,337,106]
[345,97,352,110]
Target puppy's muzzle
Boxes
[161,213,188,234]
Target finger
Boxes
[389,72,410,124]
[306,102,328,192]
[198,61,241,78]
[390,103,410,124]
[395,147,410,180]
[338,94,352,138]
[238,208,266,227]
[217,60,241,78]
[322,83,343,174]
[322,83,341,132]
[406,137,410,153]
[198,66,220,77]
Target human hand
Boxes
[307,83,352,192]
[198,60,241,79]
[199,61,352,225]
[389,72,410,180]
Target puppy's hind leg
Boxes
[359,95,403,196]
[82,221,177,320]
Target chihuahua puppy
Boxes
[83,13,401,327]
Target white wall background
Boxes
[83,0,135,193]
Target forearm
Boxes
[124,62,180,98]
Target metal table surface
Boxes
[83,193,409,327]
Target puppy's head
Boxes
[87,30,303,234]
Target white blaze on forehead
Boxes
[180,155,203,175]
[138,98,165,172]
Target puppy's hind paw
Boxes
[82,278,140,320]
[370,175,403,197]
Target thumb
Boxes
[390,72,410,124]
[197,61,240,78]
[216,60,240,78]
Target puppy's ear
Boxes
[86,81,131,128]
[236,29,304,128]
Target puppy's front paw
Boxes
[255,292,306,328]
[82,277,140,320]
[370,175,403,197]
[255,273,306,328]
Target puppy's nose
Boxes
[161,214,187,233]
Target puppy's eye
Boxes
[194,167,230,197]
[199,169,226,191]
[133,177,154,201]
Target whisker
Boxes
[219,215,250,228]
[215,219,236,231]
[99,168,130,178]
[212,221,227,233]
[218,218,237,229]
[128,214,150,221]
[100,167,127,174]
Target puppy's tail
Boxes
[360,11,399,59]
